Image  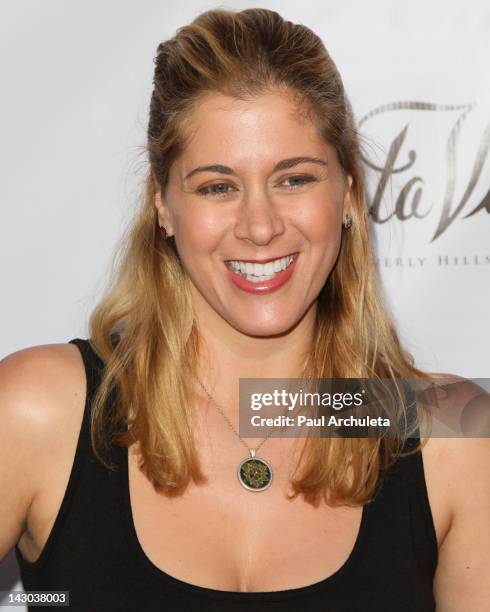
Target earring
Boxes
[343,214,353,229]
[159,225,168,239]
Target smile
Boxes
[224,253,299,295]
[225,253,296,282]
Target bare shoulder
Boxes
[417,373,490,608]
[418,371,490,504]
[0,342,87,559]
[0,342,87,437]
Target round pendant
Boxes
[237,455,273,492]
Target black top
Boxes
[15,338,438,611]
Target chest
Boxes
[20,426,451,594]
[128,437,365,592]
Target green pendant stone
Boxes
[238,457,273,491]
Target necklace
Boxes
[195,375,274,492]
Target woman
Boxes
[1,7,489,612]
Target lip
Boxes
[225,252,298,264]
[225,253,299,295]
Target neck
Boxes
[193,301,317,407]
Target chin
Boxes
[230,314,302,338]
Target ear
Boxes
[342,174,353,217]
[154,183,175,237]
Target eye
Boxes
[196,182,236,197]
[281,175,317,190]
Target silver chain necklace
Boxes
[195,375,275,492]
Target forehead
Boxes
[175,90,332,170]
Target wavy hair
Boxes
[87,8,436,506]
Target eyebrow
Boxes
[183,156,328,180]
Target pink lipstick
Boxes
[225,253,299,295]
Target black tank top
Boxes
[15,338,438,611]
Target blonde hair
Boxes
[88,8,436,506]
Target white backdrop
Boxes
[1,0,489,606]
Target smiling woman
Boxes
[1,6,490,612]
[154,90,350,331]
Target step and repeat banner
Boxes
[1,0,489,606]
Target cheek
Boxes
[173,205,224,259]
[293,193,343,244]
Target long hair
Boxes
[88,8,437,506]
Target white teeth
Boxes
[246,274,275,283]
[226,254,295,279]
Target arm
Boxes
[433,432,490,610]
[0,344,80,561]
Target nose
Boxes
[233,186,286,246]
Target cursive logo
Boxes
[359,101,490,241]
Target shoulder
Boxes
[0,342,87,557]
[418,372,490,510]
[418,373,490,607]
[0,342,87,431]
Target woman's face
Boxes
[155,89,352,337]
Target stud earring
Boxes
[343,214,353,229]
